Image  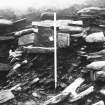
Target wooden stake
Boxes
[54,12,57,89]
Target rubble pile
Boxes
[1,7,105,105]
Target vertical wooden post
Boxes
[54,12,57,88]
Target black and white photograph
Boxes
[0,0,105,105]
